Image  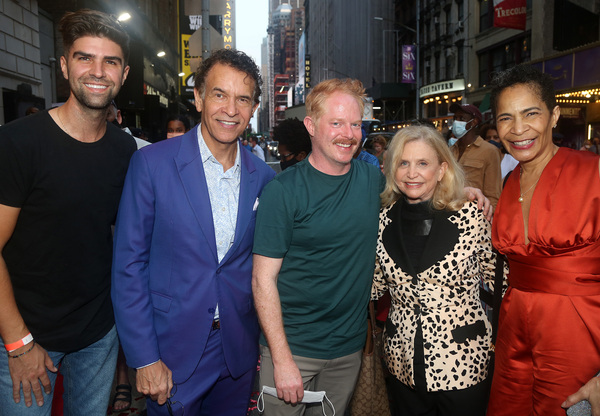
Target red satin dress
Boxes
[487,148,600,416]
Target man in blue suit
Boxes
[112,49,275,415]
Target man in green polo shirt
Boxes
[252,78,384,415]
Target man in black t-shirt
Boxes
[0,9,135,415]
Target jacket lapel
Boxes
[418,209,460,273]
[382,200,460,276]
[174,128,218,262]
[382,201,418,277]
[221,147,257,264]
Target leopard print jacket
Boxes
[372,200,501,391]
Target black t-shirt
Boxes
[0,110,136,352]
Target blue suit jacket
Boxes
[111,127,275,381]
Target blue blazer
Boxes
[111,127,275,381]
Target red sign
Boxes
[493,0,526,31]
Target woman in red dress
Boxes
[487,64,600,415]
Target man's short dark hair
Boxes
[193,49,262,105]
[273,118,311,156]
[490,64,556,117]
[59,9,130,65]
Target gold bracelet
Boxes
[7,340,36,358]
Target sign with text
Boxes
[179,0,236,93]
[493,0,526,31]
[305,55,311,90]
[420,79,465,98]
[401,45,416,84]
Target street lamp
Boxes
[117,12,131,22]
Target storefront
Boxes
[532,43,600,149]
[420,78,465,132]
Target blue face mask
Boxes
[448,137,458,147]
[451,119,473,139]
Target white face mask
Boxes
[451,119,473,139]
[257,386,336,416]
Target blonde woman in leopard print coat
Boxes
[371,125,505,416]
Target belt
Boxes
[212,319,220,330]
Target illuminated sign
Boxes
[420,79,465,98]
[223,1,233,49]
[179,0,236,92]
[180,34,195,90]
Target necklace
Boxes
[518,169,540,203]
[56,108,71,137]
[56,108,103,142]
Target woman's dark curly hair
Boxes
[193,49,262,105]
[490,64,557,118]
[273,118,312,156]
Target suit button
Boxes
[216,269,221,275]
[208,308,215,314]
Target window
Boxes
[479,0,493,32]
[478,34,532,87]
[457,41,464,75]
[446,53,453,80]
[445,7,452,36]
[456,0,464,23]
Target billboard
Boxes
[401,45,416,84]
[493,0,526,31]
[179,0,236,94]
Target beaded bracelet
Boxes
[7,341,36,359]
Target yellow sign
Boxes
[224,1,233,49]
[180,34,195,91]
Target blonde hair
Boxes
[381,125,466,210]
[305,78,366,121]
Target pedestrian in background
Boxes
[166,114,190,140]
[273,117,311,171]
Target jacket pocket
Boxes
[451,320,486,343]
[151,291,172,313]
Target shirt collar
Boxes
[197,124,242,170]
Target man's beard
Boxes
[70,78,116,110]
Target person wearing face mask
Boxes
[449,104,502,207]
[272,118,311,171]
[166,114,190,139]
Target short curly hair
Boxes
[490,64,557,118]
[59,9,130,65]
[273,118,311,155]
[193,49,262,105]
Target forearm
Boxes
[0,206,29,346]
[251,255,293,365]
[0,259,29,345]
[252,254,305,403]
